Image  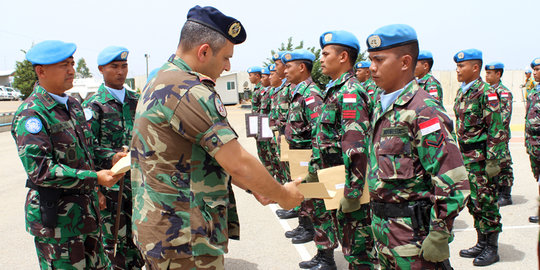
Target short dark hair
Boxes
[332,45,358,67]
[301,61,313,74]
[471,59,483,69]
[178,21,227,54]
[494,69,504,77]
[419,59,434,71]
[395,41,419,71]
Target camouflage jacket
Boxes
[525,86,540,156]
[259,86,273,115]
[250,82,262,113]
[285,77,322,149]
[12,84,114,238]
[314,70,371,199]
[131,55,239,259]
[363,77,382,107]
[453,78,505,163]
[417,73,443,102]
[270,80,292,133]
[369,80,469,248]
[83,84,139,191]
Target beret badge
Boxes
[120,51,128,60]
[368,35,381,48]
[284,54,292,60]
[457,52,465,59]
[535,58,540,64]
[324,33,333,42]
[228,22,241,38]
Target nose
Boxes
[224,60,231,72]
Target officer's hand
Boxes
[278,178,304,210]
[253,192,275,205]
[420,230,450,262]
[98,191,106,210]
[486,159,501,178]
[339,197,361,213]
[97,170,124,188]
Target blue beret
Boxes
[485,62,504,70]
[531,58,540,69]
[272,51,288,62]
[320,30,360,51]
[146,67,160,83]
[281,49,316,64]
[355,61,371,69]
[366,24,417,52]
[261,67,270,75]
[526,69,533,74]
[26,40,76,65]
[247,66,262,73]
[187,5,246,44]
[454,49,482,63]
[269,64,276,72]
[98,46,129,66]
[418,50,433,60]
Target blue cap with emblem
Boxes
[531,58,540,69]
[366,24,417,52]
[272,51,288,62]
[485,62,504,70]
[320,30,359,52]
[281,49,316,64]
[418,50,433,60]
[355,61,371,69]
[98,46,129,66]
[269,64,276,72]
[186,5,246,44]
[247,66,262,74]
[454,49,482,63]
[261,67,270,75]
[26,40,77,65]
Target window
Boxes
[226,81,235,90]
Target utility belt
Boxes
[459,141,486,152]
[371,200,432,231]
[26,179,93,228]
[527,128,540,136]
[102,189,133,213]
[321,152,343,167]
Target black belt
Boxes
[459,141,486,152]
[371,200,432,232]
[321,152,343,167]
[527,128,540,136]
[26,179,93,195]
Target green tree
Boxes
[13,50,37,99]
[76,58,92,78]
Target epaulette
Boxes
[188,71,216,86]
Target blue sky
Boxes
[1,0,538,79]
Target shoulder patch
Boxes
[25,117,43,134]
[215,96,227,117]
[83,108,93,121]
[343,94,357,103]
[419,117,441,136]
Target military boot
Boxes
[291,217,314,244]
[277,209,299,219]
[497,186,513,206]
[530,216,539,223]
[459,229,487,258]
[285,216,307,238]
[473,232,500,266]
[299,248,324,269]
[309,249,337,270]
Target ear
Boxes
[339,50,348,64]
[34,65,45,78]
[299,62,306,73]
[197,44,212,62]
[98,65,104,74]
[401,54,413,71]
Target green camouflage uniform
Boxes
[417,73,443,104]
[12,84,113,269]
[491,81,514,188]
[314,70,376,268]
[525,85,540,180]
[131,55,239,268]
[258,85,284,183]
[369,80,469,269]
[269,79,292,184]
[363,77,382,107]
[453,78,505,233]
[83,84,145,269]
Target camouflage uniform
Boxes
[258,85,283,183]
[12,84,113,269]
[453,78,505,233]
[269,80,292,184]
[314,70,376,268]
[525,86,540,180]
[369,81,469,269]
[363,77,382,107]
[417,73,443,104]
[526,77,537,99]
[83,84,145,269]
[491,81,514,188]
[131,55,239,268]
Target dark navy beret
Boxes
[261,67,270,75]
[418,50,433,60]
[247,66,262,73]
[454,49,482,63]
[355,61,371,69]
[485,62,504,70]
[281,49,316,64]
[320,30,360,51]
[26,40,76,65]
[269,64,276,72]
[531,58,540,69]
[366,24,417,52]
[98,46,129,66]
[187,5,246,44]
[272,51,288,62]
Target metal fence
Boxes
[0,112,15,127]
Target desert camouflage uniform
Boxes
[369,81,469,269]
[453,78,505,233]
[314,70,376,268]
[83,84,144,269]
[491,81,514,188]
[12,84,113,269]
[417,73,443,103]
[525,85,540,180]
[131,55,240,269]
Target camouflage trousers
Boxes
[34,230,110,270]
[529,155,540,180]
[497,148,514,187]
[371,214,438,270]
[100,190,145,269]
[310,199,339,250]
[336,205,377,269]
[466,161,502,233]
[143,254,224,270]
[256,139,288,184]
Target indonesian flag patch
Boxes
[429,89,438,97]
[310,112,319,119]
[368,89,374,95]
[306,96,315,105]
[488,93,498,101]
[343,94,356,103]
[419,117,441,136]
[501,92,509,98]
[343,110,356,119]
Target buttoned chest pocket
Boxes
[201,196,229,246]
[49,122,79,163]
[462,98,483,128]
[376,126,415,180]
[320,105,337,125]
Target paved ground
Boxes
[0,100,538,269]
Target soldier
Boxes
[454,49,505,266]
[415,50,444,104]
[82,46,144,269]
[248,66,263,113]
[523,69,537,100]
[366,24,469,269]
[485,62,514,207]
[130,6,303,269]
[355,61,381,106]
[526,57,540,223]
[12,40,125,269]
[310,30,376,269]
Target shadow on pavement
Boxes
[453,219,469,230]
[225,258,259,269]
[509,195,528,205]
[500,242,526,262]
